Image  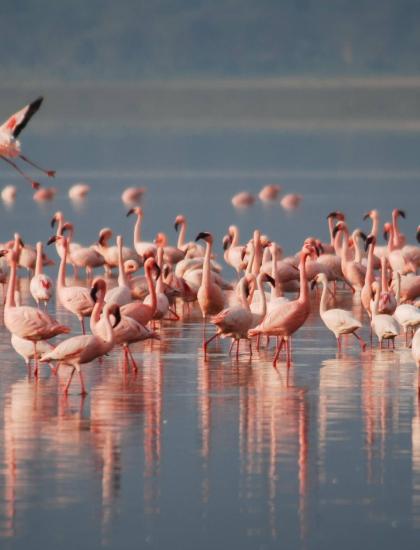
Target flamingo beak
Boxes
[18,238,25,247]
[332,225,341,238]
[111,306,122,328]
[50,216,57,228]
[365,235,374,252]
[195,232,210,242]
[90,283,99,303]
[126,208,135,217]
[154,264,161,280]
[310,279,317,290]
[363,212,371,220]
[398,209,406,218]
[383,229,389,242]
[174,221,180,232]
[222,236,231,251]
[265,274,275,287]
[47,236,57,246]
[417,229,420,244]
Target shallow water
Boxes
[1,85,420,549]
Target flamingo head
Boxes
[327,211,345,221]
[47,234,67,248]
[392,208,406,219]
[261,273,275,287]
[123,259,140,274]
[383,222,392,242]
[303,238,319,258]
[90,278,107,302]
[222,235,232,251]
[50,211,63,229]
[365,234,376,252]
[98,228,113,247]
[195,231,212,244]
[107,304,122,329]
[154,232,167,247]
[332,221,347,239]
[174,215,186,232]
[144,257,161,279]
[60,222,74,236]
[126,206,143,218]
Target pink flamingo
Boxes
[0,97,55,189]
[378,256,397,314]
[231,191,255,207]
[391,208,406,249]
[259,184,281,201]
[174,215,204,257]
[40,302,119,395]
[120,257,159,325]
[2,241,69,374]
[29,242,53,307]
[47,235,94,334]
[249,243,314,366]
[333,222,366,291]
[68,183,90,200]
[104,235,132,306]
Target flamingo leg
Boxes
[353,331,367,351]
[272,337,284,366]
[286,338,292,366]
[248,339,253,357]
[235,339,240,360]
[337,336,341,353]
[78,370,88,396]
[169,307,180,321]
[80,317,86,335]
[33,342,39,377]
[204,332,218,354]
[127,346,138,372]
[229,339,235,354]
[18,153,55,177]
[64,367,76,394]
[256,334,260,351]
[0,155,40,188]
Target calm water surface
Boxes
[1,105,420,549]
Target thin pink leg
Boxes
[204,332,218,354]
[235,339,240,360]
[248,339,252,357]
[19,153,55,177]
[80,317,86,335]
[78,370,88,395]
[0,154,40,188]
[353,332,367,351]
[272,338,284,366]
[127,346,138,372]
[64,367,76,394]
[337,336,341,353]
[229,339,235,354]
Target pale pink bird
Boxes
[121,186,146,205]
[40,302,119,395]
[363,209,387,261]
[361,235,376,316]
[96,227,138,275]
[384,222,416,274]
[47,235,95,334]
[333,222,366,291]
[174,215,204,257]
[195,232,226,339]
[391,208,406,249]
[378,256,397,314]
[258,184,281,201]
[0,97,55,189]
[143,247,170,320]
[90,280,159,371]
[2,242,69,374]
[411,328,420,389]
[104,235,132,306]
[370,281,400,348]
[33,187,57,202]
[314,273,366,352]
[249,243,314,365]
[231,191,255,207]
[1,185,16,202]
[223,225,246,275]
[68,183,90,200]
[60,223,105,278]
[205,275,253,358]
[280,193,302,210]
[120,257,159,325]
[29,242,53,307]
[126,207,156,257]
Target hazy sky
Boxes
[2,0,420,82]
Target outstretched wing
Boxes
[0,97,43,138]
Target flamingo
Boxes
[121,187,146,205]
[195,232,225,342]
[2,241,69,374]
[29,242,53,307]
[143,247,170,320]
[370,281,400,348]
[391,208,406,249]
[412,328,420,390]
[223,225,245,276]
[90,279,159,371]
[0,97,55,189]
[393,272,420,346]
[121,257,160,324]
[333,221,366,291]
[126,207,156,257]
[174,215,204,257]
[363,209,387,260]
[68,183,90,200]
[378,256,397,314]
[361,234,376,316]
[47,235,94,334]
[231,191,255,207]
[248,243,314,366]
[40,302,119,395]
[204,275,253,357]
[280,194,302,210]
[259,184,281,201]
[313,273,366,352]
[104,235,132,306]
[96,227,138,275]
[60,223,105,278]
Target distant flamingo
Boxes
[0,97,55,189]
[280,194,302,210]
[259,184,281,201]
[393,272,420,346]
[121,187,146,205]
[231,191,255,207]
[174,215,204,257]
[68,183,90,200]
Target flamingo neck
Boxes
[145,264,157,314]
[246,244,255,276]
[327,218,334,246]
[177,221,186,248]
[90,289,105,333]
[319,280,329,314]
[255,275,266,316]
[231,226,239,247]
[271,245,282,299]
[239,277,250,310]
[392,212,400,247]
[117,239,128,287]
[353,235,362,263]
[102,306,115,346]
[202,240,212,290]
[35,244,43,277]
[381,257,389,292]
[371,215,379,239]
[252,233,262,275]
[372,287,380,317]
[57,241,68,290]
[133,214,142,245]
[298,253,309,304]
[5,255,17,308]
[365,242,375,284]
[395,272,401,304]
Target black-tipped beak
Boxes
[98,235,106,246]
[47,236,57,246]
[315,245,321,257]
[19,238,25,247]
[363,212,371,221]
[195,232,210,242]
[265,274,275,287]
[383,229,389,242]
[90,284,98,303]
[50,216,57,228]
[365,235,374,252]
[417,229,420,244]
[126,208,135,217]
[359,232,367,241]
[222,236,230,251]
[154,264,161,280]
[327,211,338,219]
[0,249,8,257]
[112,306,122,328]
[174,221,180,232]
[332,225,341,238]
[398,209,406,219]
[310,279,317,290]
[240,247,247,261]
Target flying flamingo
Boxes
[29,242,53,307]
[313,273,366,352]
[40,302,119,395]
[249,243,314,366]
[0,97,55,189]
[47,235,95,334]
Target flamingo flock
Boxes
[1,98,420,396]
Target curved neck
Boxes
[353,234,362,263]
[117,239,129,287]
[35,243,43,277]
[371,215,379,239]
[386,226,395,252]
[252,233,262,275]
[239,277,250,310]
[231,227,239,247]
[392,212,400,247]
[365,242,375,284]
[101,307,114,345]
[202,240,212,290]
[381,257,389,292]
[271,245,283,298]
[255,275,267,316]
[57,241,68,290]
[327,218,334,246]
[246,244,255,276]
[90,288,106,332]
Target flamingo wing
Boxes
[1,97,43,138]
